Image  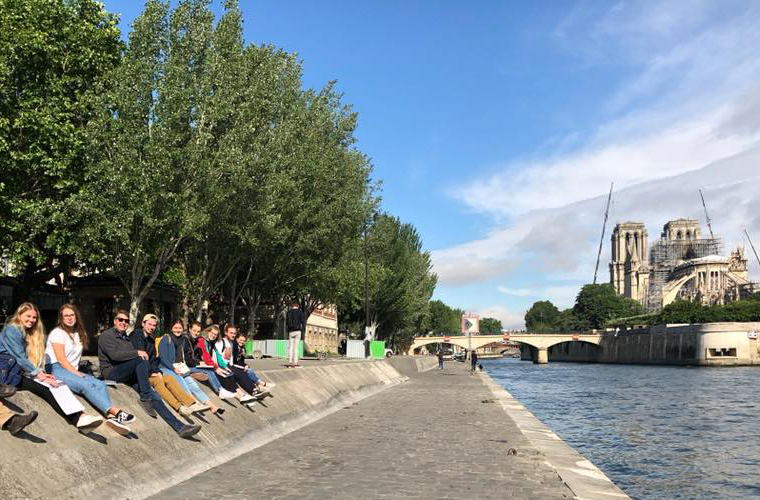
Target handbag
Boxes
[0,353,22,386]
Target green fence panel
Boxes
[271,339,304,358]
[370,340,385,359]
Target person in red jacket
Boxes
[197,325,254,405]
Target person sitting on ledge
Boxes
[197,325,255,405]
[158,319,224,416]
[129,314,205,417]
[45,304,135,435]
[215,324,259,400]
[98,310,201,439]
[232,332,272,400]
[184,321,233,404]
[0,302,103,434]
[0,384,37,435]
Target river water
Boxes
[482,357,760,500]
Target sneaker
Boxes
[239,393,255,403]
[6,411,37,435]
[213,408,225,416]
[113,410,136,424]
[255,387,271,399]
[76,414,104,434]
[139,398,157,418]
[188,402,209,413]
[177,424,201,439]
[178,405,193,416]
[218,388,237,400]
[0,383,17,398]
[105,417,131,436]
[103,379,118,387]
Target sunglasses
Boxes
[115,317,129,323]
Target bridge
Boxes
[408,333,602,364]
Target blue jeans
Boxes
[246,368,260,385]
[160,367,209,403]
[189,367,221,393]
[48,363,112,415]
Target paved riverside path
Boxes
[149,361,575,500]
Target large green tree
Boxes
[479,317,503,334]
[572,283,643,329]
[524,300,561,332]
[427,300,463,335]
[0,0,121,304]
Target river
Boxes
[482,357,760,500]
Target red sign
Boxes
[572,334,580,341]
[443,336,450,343]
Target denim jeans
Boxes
[48,363,112,415]
[105,357,153,401]
[160,367,210,403]
[189,367,221,393]
[246,368,260,385]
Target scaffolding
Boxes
[645,237,723,311]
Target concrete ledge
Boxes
[0,360,407,500]
[478,371,630,500]
[385,355,438,376]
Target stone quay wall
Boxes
[0,357,437,500]
[544,322,760,365]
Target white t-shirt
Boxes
[45,327,83,368]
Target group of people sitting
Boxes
[0,302,272,439]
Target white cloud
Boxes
[433,2,760,291]
[475,305,525,331]
[497,286,531,297]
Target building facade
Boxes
[611,219,754,311]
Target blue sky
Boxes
[103,1,760,329]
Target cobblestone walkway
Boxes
[150,362,575,500]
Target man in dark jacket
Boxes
[285,302,304,368]
[98,310,200,439]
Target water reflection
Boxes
[483,358,760,500]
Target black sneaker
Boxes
[105,417,131,436]
[139,398,157,418]
[114,410,136,424]
[7,411,38,436]
[0,384,16,398]
[177,424,201,439]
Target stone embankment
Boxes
[0,357,433,500]
[1,357,628,500]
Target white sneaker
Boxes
[218,388,237,400]
[178,405,193,416]
[105,417,131,436]
[239,393,255,403]
[76,414,104,434]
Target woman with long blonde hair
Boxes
[0,302,103,433]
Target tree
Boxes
[524,300,561,332]
[0,0,121,304]
[572,284,643,329]
[427,300,463,335]
[81,0,216,325]
[479,317,502,334]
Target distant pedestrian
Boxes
[437,350,444,370]
[470,350,478,372]
[286,302,304,368]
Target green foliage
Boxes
[0,0,121,294]
[479,317,502,334]
[427,300,463,335]
[524,300,561,332]
[655,299,760,324]
[572,284,644,329]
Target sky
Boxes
[102,0,760,330]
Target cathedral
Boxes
[610,219,753,311]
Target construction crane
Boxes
[745,229,760,270]
[699,189,715,239]
[593,182,613,284]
